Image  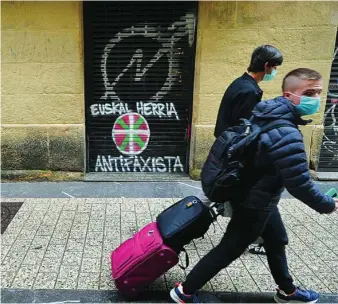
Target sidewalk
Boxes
[1,197,338,298]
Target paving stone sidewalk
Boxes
[1,198,338,294]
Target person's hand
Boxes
[328,199,338,214]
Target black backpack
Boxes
[201,119,294,203]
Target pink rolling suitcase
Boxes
[111,222,179,298]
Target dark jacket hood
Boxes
[252,96,310,126]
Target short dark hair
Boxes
[248,45,283,73]
[282,68,322,91]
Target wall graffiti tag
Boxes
[84,2,197,174]
[318,42,338,171]
[100,16,194,103]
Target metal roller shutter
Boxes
[317,30,338,174]
[83,2,197,179]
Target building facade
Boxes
[2,1,338,180]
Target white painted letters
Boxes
[91,101,179,120]
[95,155,185,173]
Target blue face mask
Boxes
[293,95,321,116]
[262,69,277,81]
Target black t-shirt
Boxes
[214,73,263,138]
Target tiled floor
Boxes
[1,198,338,293]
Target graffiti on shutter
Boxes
[84,3,196,174]
[318,33,338,171]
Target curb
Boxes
[1,170,83,182]
[2,289,338,303]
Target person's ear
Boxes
[264,62,273,73]
[283,92,290,98]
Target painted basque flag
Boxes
[112,113,150,155]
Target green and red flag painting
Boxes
[112,113,150,155]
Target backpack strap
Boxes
[258,119,296,135]
[178,248,189,270]
[226,120,296,160]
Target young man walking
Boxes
[171,68,338,304]
[215,44,283,255]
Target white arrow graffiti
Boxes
[101,12,195,103]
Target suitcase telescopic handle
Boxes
[208,202,227,219]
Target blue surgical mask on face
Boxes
[290,94,321,116]
[262,69,277,81]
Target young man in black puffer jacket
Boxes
[215,44,284,255]
[170,68,338,304]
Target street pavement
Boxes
[1,180,338,199]
[1,192,338,303]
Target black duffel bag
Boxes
[156,196,223,255]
